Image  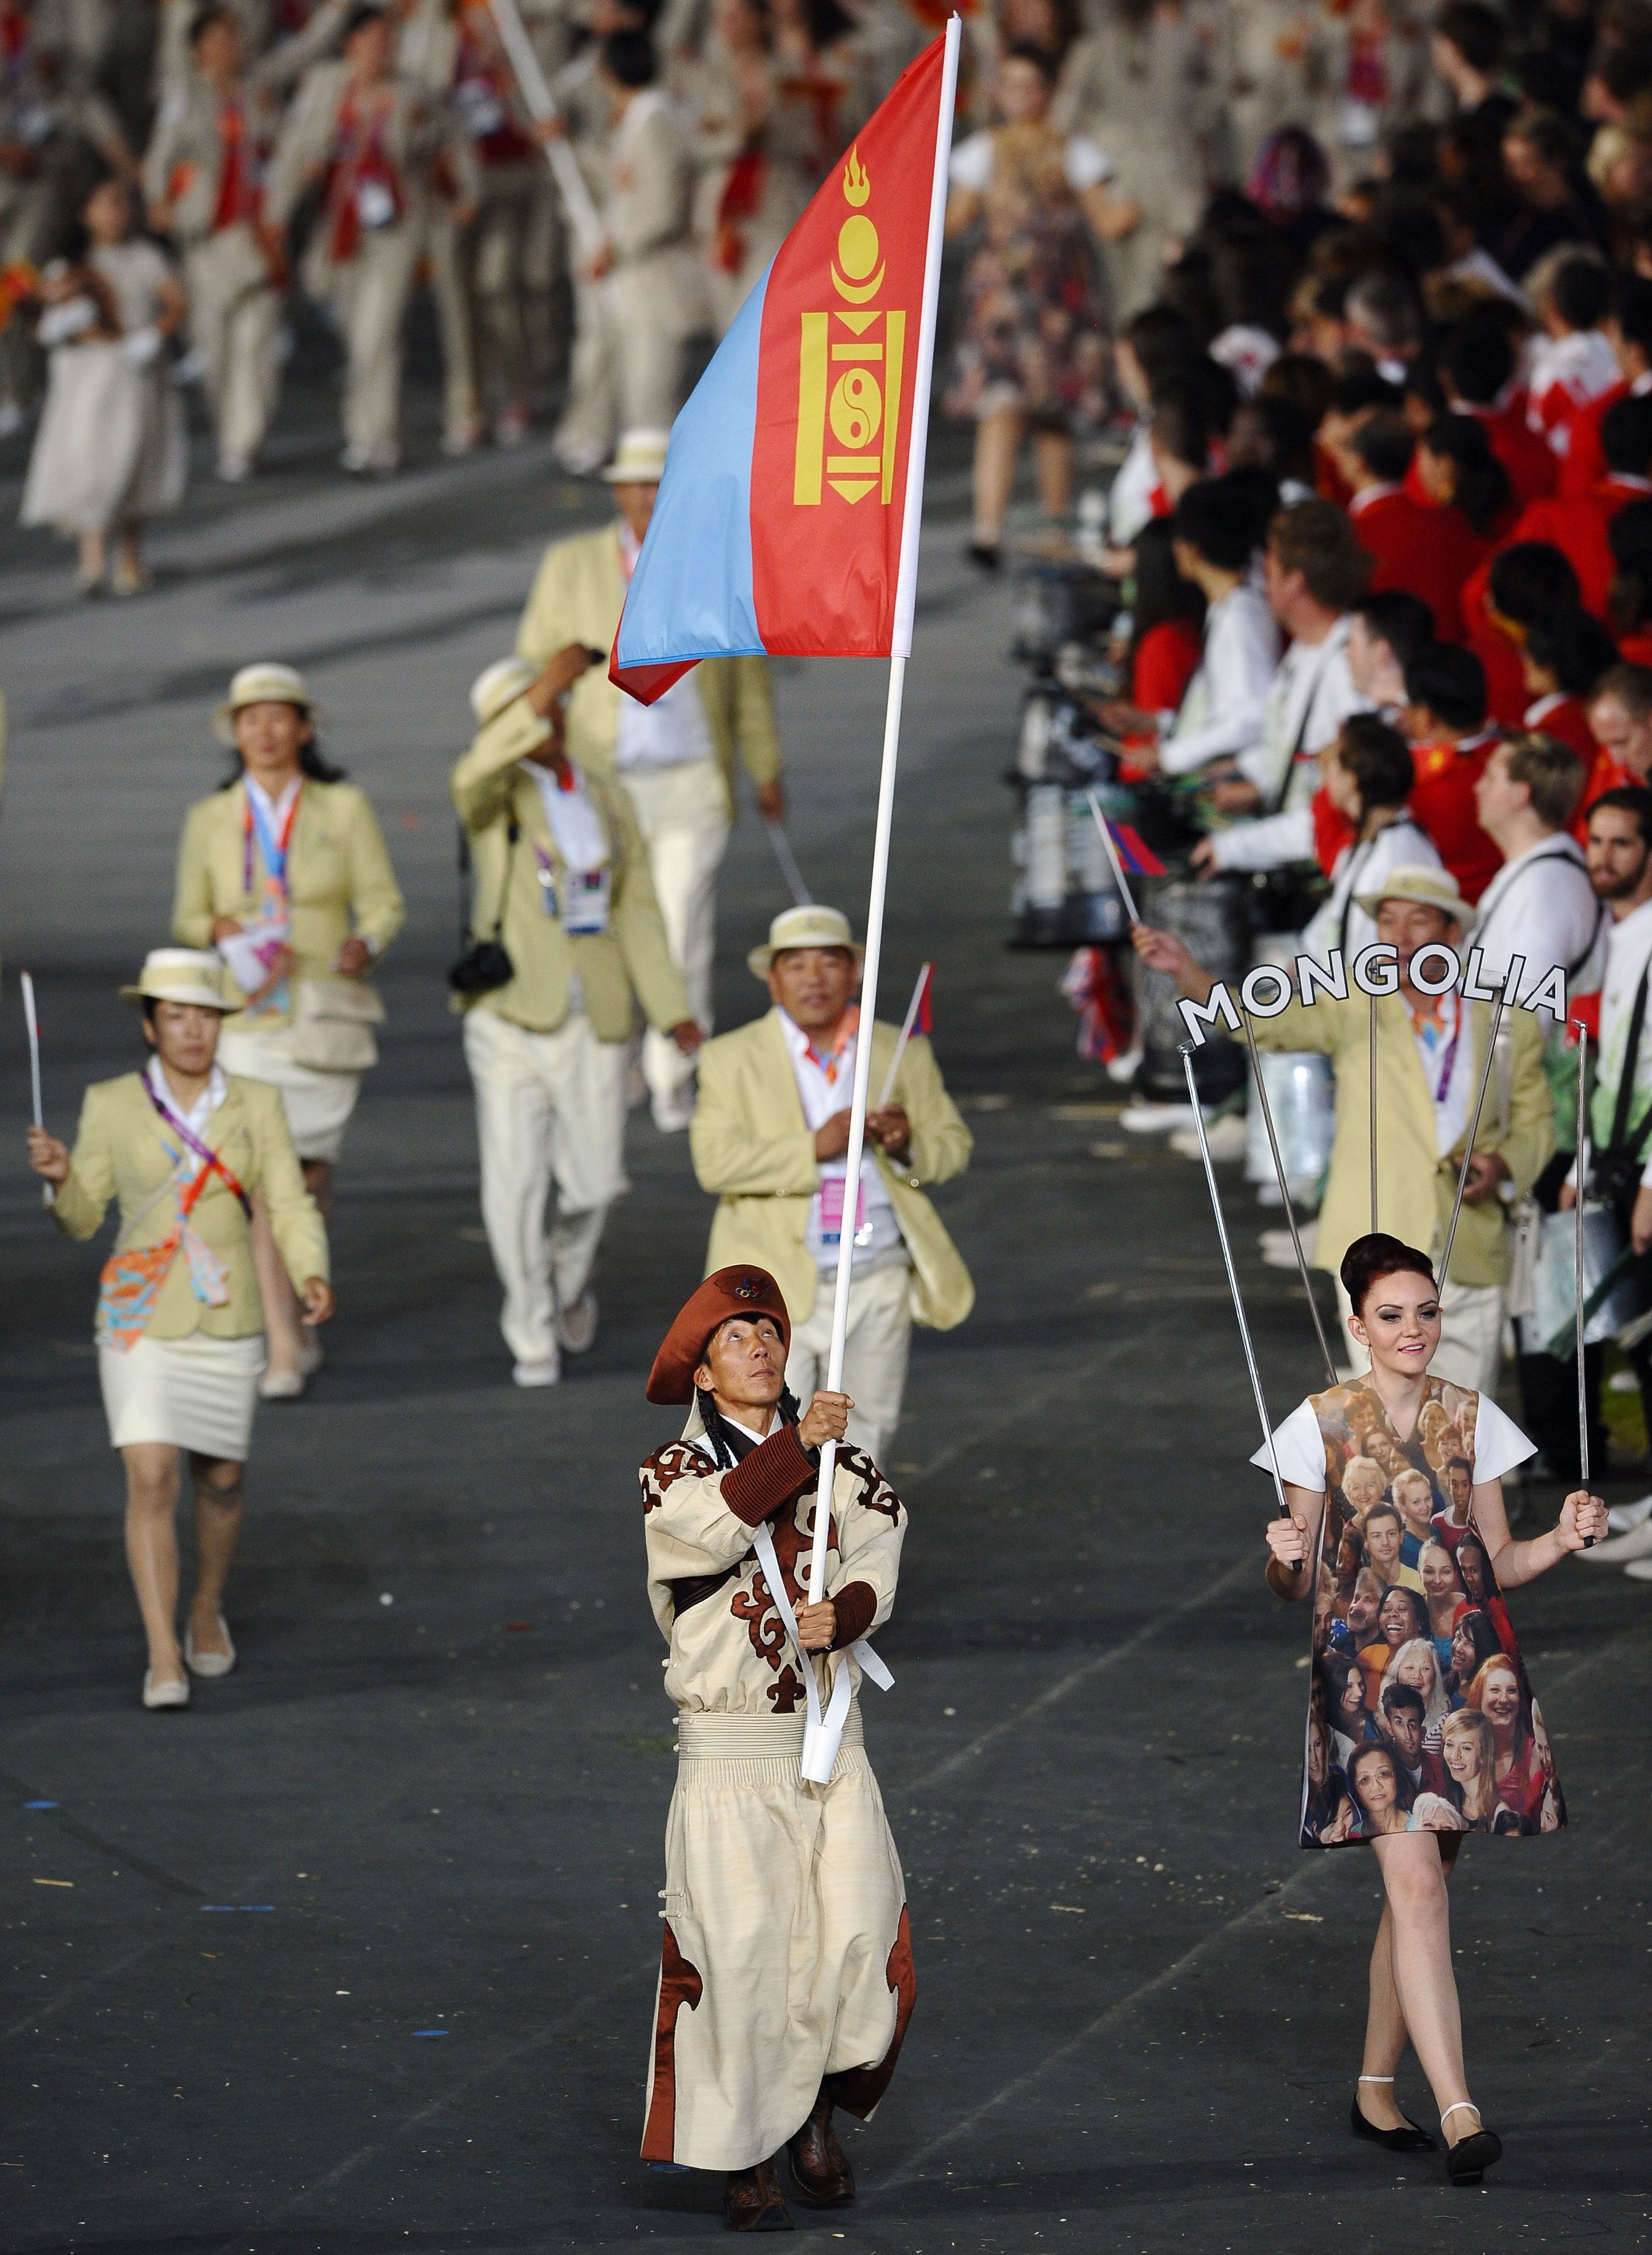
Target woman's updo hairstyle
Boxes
[1340,1231,1436,1316]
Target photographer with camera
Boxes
[451,648,696,1388]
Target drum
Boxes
[1135,874,1251,1102]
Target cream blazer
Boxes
[1251,990,1553,1288]
[690,1008,975,1329]
[172,777,404,1025]
[515,523,781,821]
[52,1072,328,1339]
[449,698,689,1041]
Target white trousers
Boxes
[618,758,729,1122]
[185,227,281,465]
[1335,1277,1506,1396]
[785,1261,912,1469]
[463,1006,629,1365]
[313,222,422,460]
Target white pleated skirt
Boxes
[98,1332,267,1460]
[218,1023,361,1164]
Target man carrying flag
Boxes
[690,906,973,1463]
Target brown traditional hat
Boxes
[646,1267,792,1404]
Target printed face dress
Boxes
[1295,1378,1566,1848]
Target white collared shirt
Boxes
[1471,832,1604,1031]
[1409,989,1478,1158]
[776,1007,907,1276]
[520,757,608,871]
[244,773,300,834]
[1160,580,1281,775]
[146,1057,228,1177]
[614,524,715,774]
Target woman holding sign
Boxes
[172,663,401,1399]
[1261,1231,1604,2183]
[26,950,330,1709]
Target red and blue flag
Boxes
[611,27,958,704]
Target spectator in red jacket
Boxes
[1342,410,1488,639]
[1441,315,1558,507]
[1518,608,1619,824]
[1401,640,1503,900]
[1606,498,1652,663]
[1490,392,1652,617]
[1558,272,1652,498]
[1108,517,1206,770]
[1468,541,1584,726]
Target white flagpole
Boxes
[800,15,960,1780]
[485,0,605,258]
[22,970,49,1207]
[877,963,932,1107]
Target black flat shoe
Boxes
[1445,2126,1503,2185]
[1349,2095,1438,2152]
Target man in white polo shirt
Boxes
[690,906,974,1463]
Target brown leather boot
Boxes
[722,2159,793,2231]
[786,2089,856,2207]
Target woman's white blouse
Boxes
[1251,1394,1536,1491]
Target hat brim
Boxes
[120,984,236,1012]
[1353,889,1471,922]
[212,695,324,747]
[747,941,865,979]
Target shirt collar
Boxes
[1524,691,1566,726]
[246,772,300,825]
[1348,483,1401,516]
[147,1056,228,1123]
[777,1003,858,1072]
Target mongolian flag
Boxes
[1106,818,1166,878]
[611,24,960,703]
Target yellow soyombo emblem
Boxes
[793,145,906,508]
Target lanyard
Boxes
[144,1077,252,1217]
[1419,992,1462,1105]
[242,782,300,898]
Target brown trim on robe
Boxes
[825,1904,916,2120]
[722,1423,818,1527]
[640,1921,704,2161]
[830,1580,876,1648]
[667,1566,737,1619]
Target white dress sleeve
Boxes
[1250,1399,1327,1491]
[1470,1396,1537,1484]
[949,131,994,192]
[1063,135,1112,190]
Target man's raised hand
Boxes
[798,1390,852,1449]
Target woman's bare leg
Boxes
[78,529,106,586]
[187,1452,245,1654]
[1032,426,1073,520]
[972,408,1023,548]
[250,1190,304,1377]
[1369,1832,1472,2137]
[122,1442,183,1677]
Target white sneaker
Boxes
[143,1668,190,1710]
[184,1615,236,1679]
[215,451,252,482]
[1579,1515,1652,1562]
[1105,1046,1143,1086]
[556,1290,598,1356]
[296,1331,324,1379]
[1622,1557,1652,1581]
[1120,1101,1198,1134]
[258,1367,305,1402]
[512,1356,561,1388]
[1607,1493,1652,1536]
[1170,1114,1247,1162]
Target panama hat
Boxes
[120,948,236,1013]
[646,1266,792,1405]
[601,427,670,484]
[1353,863,1475,926]
[470,656,539,727]
[746,904,864,979]
[213,661,320,746]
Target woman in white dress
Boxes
[26,951,331,1711]
[20,176,187,595]
[1260,1231,1605,2183]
